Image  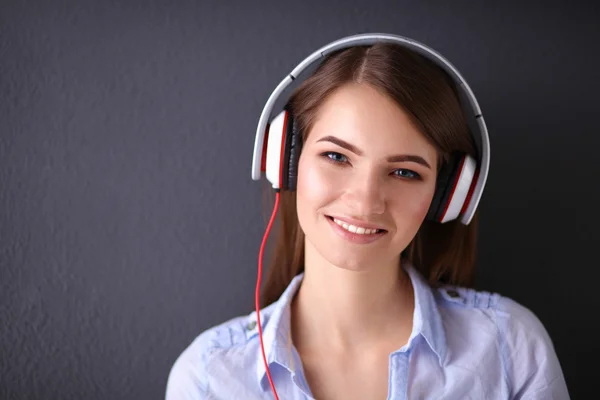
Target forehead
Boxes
[306,83,436,156]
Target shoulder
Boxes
[165,309,268,399]
[435,284,552,346]
[434,285,569,398]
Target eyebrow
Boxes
[316,135,432,169]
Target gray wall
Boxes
[1,0,597,399]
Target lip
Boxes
[326,216,387,244]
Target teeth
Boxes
[332,218,381,235]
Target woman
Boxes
[166,34,569,399]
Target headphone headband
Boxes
[251,33,490,225]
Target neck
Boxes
[291,240,414,356]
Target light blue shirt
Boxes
[166,263,569,399]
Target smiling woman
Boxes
[267,43,479,305]
[166,34,570,400]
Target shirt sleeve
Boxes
[495,297,570,400]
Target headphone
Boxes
[251,34,490,225]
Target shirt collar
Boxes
[254,262,448,390]
[403,262,448,366]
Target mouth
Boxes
[325,216,387,235]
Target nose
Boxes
[341,170,386,215]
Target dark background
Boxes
[1,0,597,399]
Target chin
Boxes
[326,254,370,272]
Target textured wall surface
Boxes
[1,0,598,399]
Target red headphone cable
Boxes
[255,190,281,400]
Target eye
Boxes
[322,151,348,163]
[393,169,421,180]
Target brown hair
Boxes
[260,43,479,307]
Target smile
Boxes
[331,217,382,235]
[325,215,387,244]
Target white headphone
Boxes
[251,33,490,225]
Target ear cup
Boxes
[263,108,303,190]
[440,155,477,223]
[427,154,477,223]
[427,155,462,221]
[285,114,303,191]
[263,110,289,189]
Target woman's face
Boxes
[296,83,439,272]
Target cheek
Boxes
[416,188,436,218]
[414,200,431,224]
[296,155,331,237]
[296,155,335,207]
[393,184,436,224]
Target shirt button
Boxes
[247,321,257,330]
[446,289,461,298]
